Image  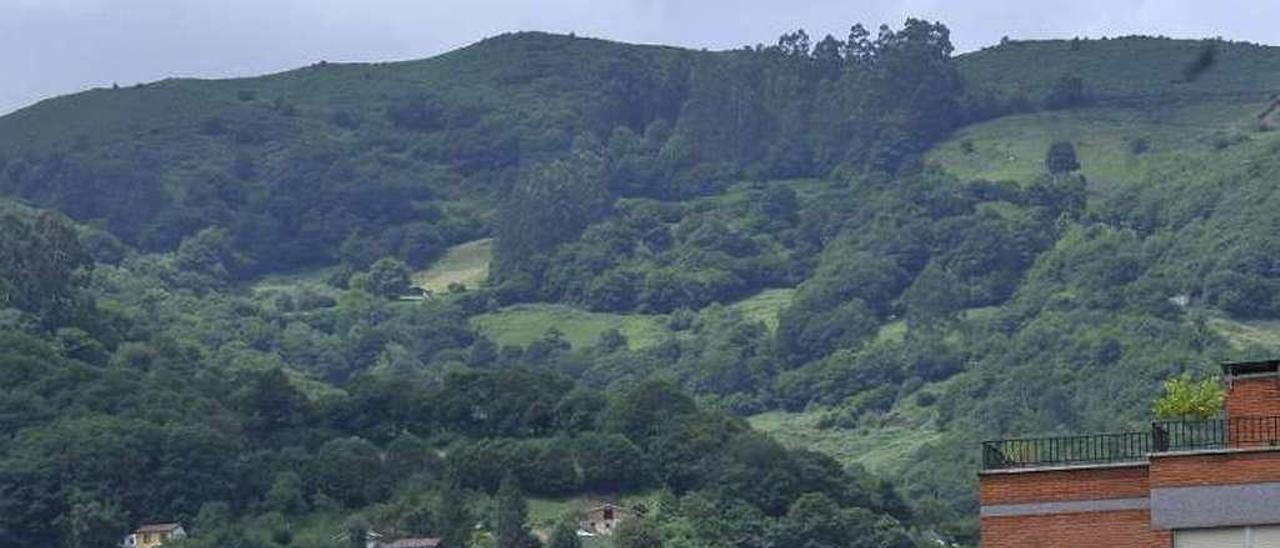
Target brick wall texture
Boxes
[1150,450,1280,488]
[981,465,1168,547]
[1226,375,1280,419]
[980,465,1149,505]
[981,510,1171,548]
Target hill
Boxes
[0,32,695,272]
[6,24,1280,548]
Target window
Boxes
[603,508,614,520]
[1254,526,1280,548]
[1176,526,1280,548]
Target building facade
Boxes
[121,523,186,548]
[581,502,631,535]
[980,360,1280,547]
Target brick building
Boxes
[979,360,1280,547]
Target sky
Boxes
[3,0,1278,115]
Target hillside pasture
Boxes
[471,304,671,350]
[927,101,1271,187]
[414,238,492,294]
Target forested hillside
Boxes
[3,20,1280,548]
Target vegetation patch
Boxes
[729,288,795,332]
[471,304,671,350]
[413,238,492,294]
[249,265,340,295]
[927,102,1270,186]
[750,410,942,476]
[1209,314,1280,353]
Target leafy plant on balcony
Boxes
[1153,373,1225,420]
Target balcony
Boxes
[982,416,1280,471]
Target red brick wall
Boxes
[1149,449,1280,488]
[1226,375,1280,419]
[980,464,1149,505]
[982,510,1171,548]
[980,465,1169,548]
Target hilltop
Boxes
[0,32,699,270]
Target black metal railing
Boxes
[983,431,1152,470]
[1226,415,1280,448]
[983,415,1280,470]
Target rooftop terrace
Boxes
[982,415,1280,471]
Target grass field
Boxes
[730,288,795,332]
[750,410,942,476]
[750,377,955,475]
[472,304,671,350]
[473,287,794,350]
[248,265,340,296]
[927,101,1271,187]
[414,238,493,294]
[1208,314,1280,354]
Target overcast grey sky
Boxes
[3,0,1278,114]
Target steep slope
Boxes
[0,32,694,270]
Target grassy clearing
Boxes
[927,101,1270,186]
[414,238,493,294]
[527,491,656,547]
[1208,315,1280,353]
[527,491,657,527]
[473,287,795,350]
[472,304,671,350]
[248,265,339,295]
[750,410,942,475]
[873,320,907,345]
[730,288,795,332]
[749,377,956,474]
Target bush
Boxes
[1128,137,1150,155]
[386,94,446,132]
[1043,75,1092,110]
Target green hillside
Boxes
[6,25,1280,548]
[958,37,1280,104]
[0,32,696,271]
[926,101,1270,185]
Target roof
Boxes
[1222,359,1280,377]
[387,538,442,548]
[135,523,182,533]
[585,502,635,515]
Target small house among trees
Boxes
[580,503,633,535]
[384,538,443,548]
[122,523,186,548]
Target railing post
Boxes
[1152,422,1169,453]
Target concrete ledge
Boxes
[1152,481,1280,529]
[980,461,1148,476]
[981,497,1149,518]
[1149,445,1280,459]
